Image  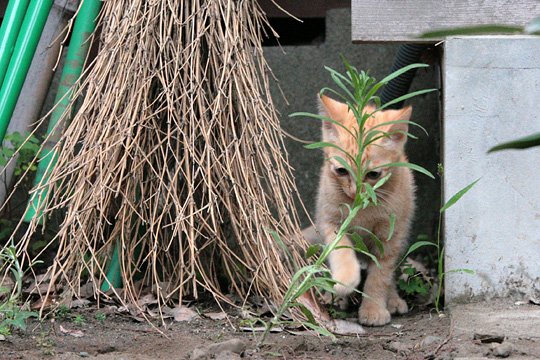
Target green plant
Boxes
[95,311,106,323]
[0,131,40,177]
[0,246,40,335]
[399,166,478,312]
[259,57,436,345]
[398,263,430,298]
[55,304,71,320]
[73,314,86,326]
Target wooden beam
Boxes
[258,0,348,18]
[352,0,540,43]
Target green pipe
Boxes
[0,0,53,144]
[0,0,31,85]
[24,0,102,224]
[101,243,122,292]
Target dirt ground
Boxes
[4,301,536,360]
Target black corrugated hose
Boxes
[380,44,430,109]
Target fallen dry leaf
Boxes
[205,311,227,320]
[59,325,84,338]
[167,305,199,322]
[298,290,331,323]
[326,319,365,336]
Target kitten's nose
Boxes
[346,184,357,200]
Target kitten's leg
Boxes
[387,280,408,315]
[358,254,397,326]
[324,226,361,297]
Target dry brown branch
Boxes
[6,0,309,315]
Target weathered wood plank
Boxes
[352,0,540,43]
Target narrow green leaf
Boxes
[401,241,438,262]
[290,111,356,139]
[324,66,353,86]
[444,268,475,275]
[380,89,437,110]
[302,321,336,339]
[440,178,480,213]
[319,87,351,104]
[379,63,429,85]
[306,244,321,259]
[372,162,435,179]
[364,182,377,204]
[387,213,396,241]
[419,24,523,38]
[373,173,392,190]
[360,250,381,268]
[488,132,540,153]
[370,233,384,256]
[350,232,368,252]
[369,119,428,137]
[304,141,343,151]
[333,156,357,181]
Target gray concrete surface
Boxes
[450,300,540,340]
[264,9,441,242]
[449,299,540,359]
[443,36,540,303]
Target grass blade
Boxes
[487,132,540,153]
[373,162,434,179]
[401,241,438,263]
[379,63,429,85]
[440,178,480,213]
[419,24,522,38]
[380,89,437,110]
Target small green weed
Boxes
[95,312,106,323]
[0,246,40,335]
[0,131,40,176]
[398,263,430,298]
[73,314,86,326]
[55,304,71,320]
[399,165,478,312]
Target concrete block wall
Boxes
[264,9,441,241]
[444,36,540,302]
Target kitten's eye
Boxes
[335,167,349,176]
[365,170,382,180]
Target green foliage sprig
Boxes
[259,56,436,345]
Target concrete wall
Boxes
[264,9,441,243]
[444,36,540,302]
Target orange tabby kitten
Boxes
[304,95,415,326]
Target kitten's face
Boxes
[318,95,412,200]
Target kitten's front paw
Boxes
[358,301,391,326]
[332,267,361,297]
[387,296,408,315]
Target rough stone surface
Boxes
[450,300,540,341]
[420,335,443,347]
[491,342,514,358]
[190,339,247,360]
[443,36,540,302]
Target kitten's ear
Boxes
[318,94,347,141]
[385,106,413,147]
[318,94,348,121]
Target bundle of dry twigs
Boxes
[9,0,308,311]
